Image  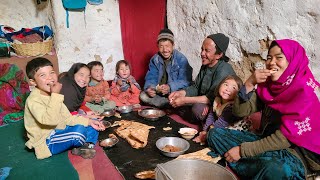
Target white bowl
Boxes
[178,128,198,140]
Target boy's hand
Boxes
[87,114,103,120]
[89,119,105,131]
[50,82,62,94]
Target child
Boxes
[193,75,243,144]
[59,63,91,113]
[110,60,141,106]
[84,61,116,114]
[24,58,105,159]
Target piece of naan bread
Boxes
[176,148,221,163]
[115,120,155,149]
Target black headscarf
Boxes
[59,63,88,112]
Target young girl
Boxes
[110,60,141,106]
[193,75,243,144]
[207,39,320,179]
[59,63,91,113]
[84,61,116,114]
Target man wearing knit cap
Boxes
[169,33,236,126]
[140,28,193,108]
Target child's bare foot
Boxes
[193,131,207,145]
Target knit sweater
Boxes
[24,88,89,159]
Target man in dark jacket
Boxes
[169,33,236,123]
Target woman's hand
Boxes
[245,69,272,93]
[224,146,241,163]
[88,119,105,131]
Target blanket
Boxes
[0,121,78,180]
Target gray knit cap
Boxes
[207,33,230,61]
[157,28,174,43]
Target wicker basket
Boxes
[11,39,53,57]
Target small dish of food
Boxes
[178,127,198,140]
[156,137,190,157]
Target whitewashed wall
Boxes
[1,0,123,80]
[0,0,50,31]
[50,0,123,80]
[167,0,320,81]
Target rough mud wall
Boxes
[51,0,123,80]
[0,0,50,32]
[167,0,320,81]
[1,0,123,80]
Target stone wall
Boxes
[167,0,320,81]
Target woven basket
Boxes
[11,39,53,57]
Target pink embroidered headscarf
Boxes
[257,39,320,154]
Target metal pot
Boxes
[155,159,237,180]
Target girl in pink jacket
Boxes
[110,60,141,106]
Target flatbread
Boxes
[135,170,155,179]
[176,148,221,163]
[115,120,154,149]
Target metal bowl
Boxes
[101,120,112,128]
[155,159,237,180]
[116,105,133,113]
[100,109,115,117]
[99,137,119,148]
[138,108,166,121]
[156,137,190,158]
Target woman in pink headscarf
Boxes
[207,39,320,179]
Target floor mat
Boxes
[0,121,78,180]
[99,112,204,180]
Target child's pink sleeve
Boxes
[102,80,111,100]
[128,83,141,104]
[110,81,121,96]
